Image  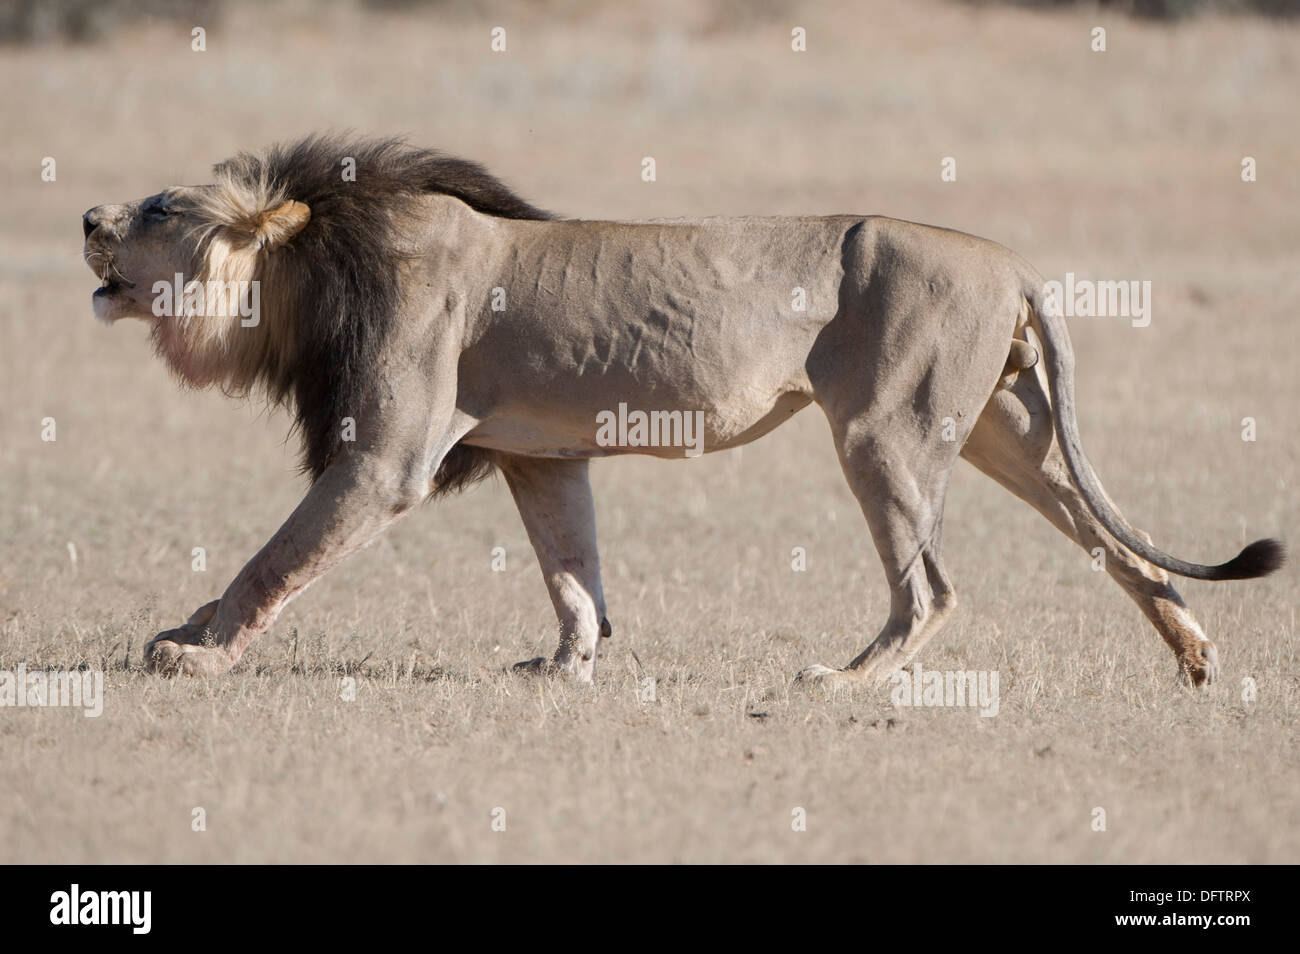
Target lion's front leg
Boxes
[502,456,609,684]
[143,453,441,677]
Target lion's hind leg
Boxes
[796,416,962,689]
[960,367,1218,687]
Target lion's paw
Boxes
[512,656,553,676]
[511,655,595,684]
[1178,640,1219,690]
[144,624,234,677]
[794,663,864,690]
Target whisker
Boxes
[108,261,133,286]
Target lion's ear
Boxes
[253,200,310,251]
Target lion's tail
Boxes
[1023,277,1285,581]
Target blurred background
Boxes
[4,0,1300,44]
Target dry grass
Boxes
[1,0,1297,863]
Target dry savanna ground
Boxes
[0,0,1297,863]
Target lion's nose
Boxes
[83,208,101,239]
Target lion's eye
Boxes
[144,202,177,220]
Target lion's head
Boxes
[83,186,309,322]
[82,135,549,485]
[83,178,311,393]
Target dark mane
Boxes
[214,134,551,490]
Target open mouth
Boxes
[86,252,132,299]
[94,275,125,298]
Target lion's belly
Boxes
[460,388,814,459]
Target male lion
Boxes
[82,135,1283,687]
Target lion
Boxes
[81,135,1283,688]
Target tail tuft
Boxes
[1210,538,1286,580]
